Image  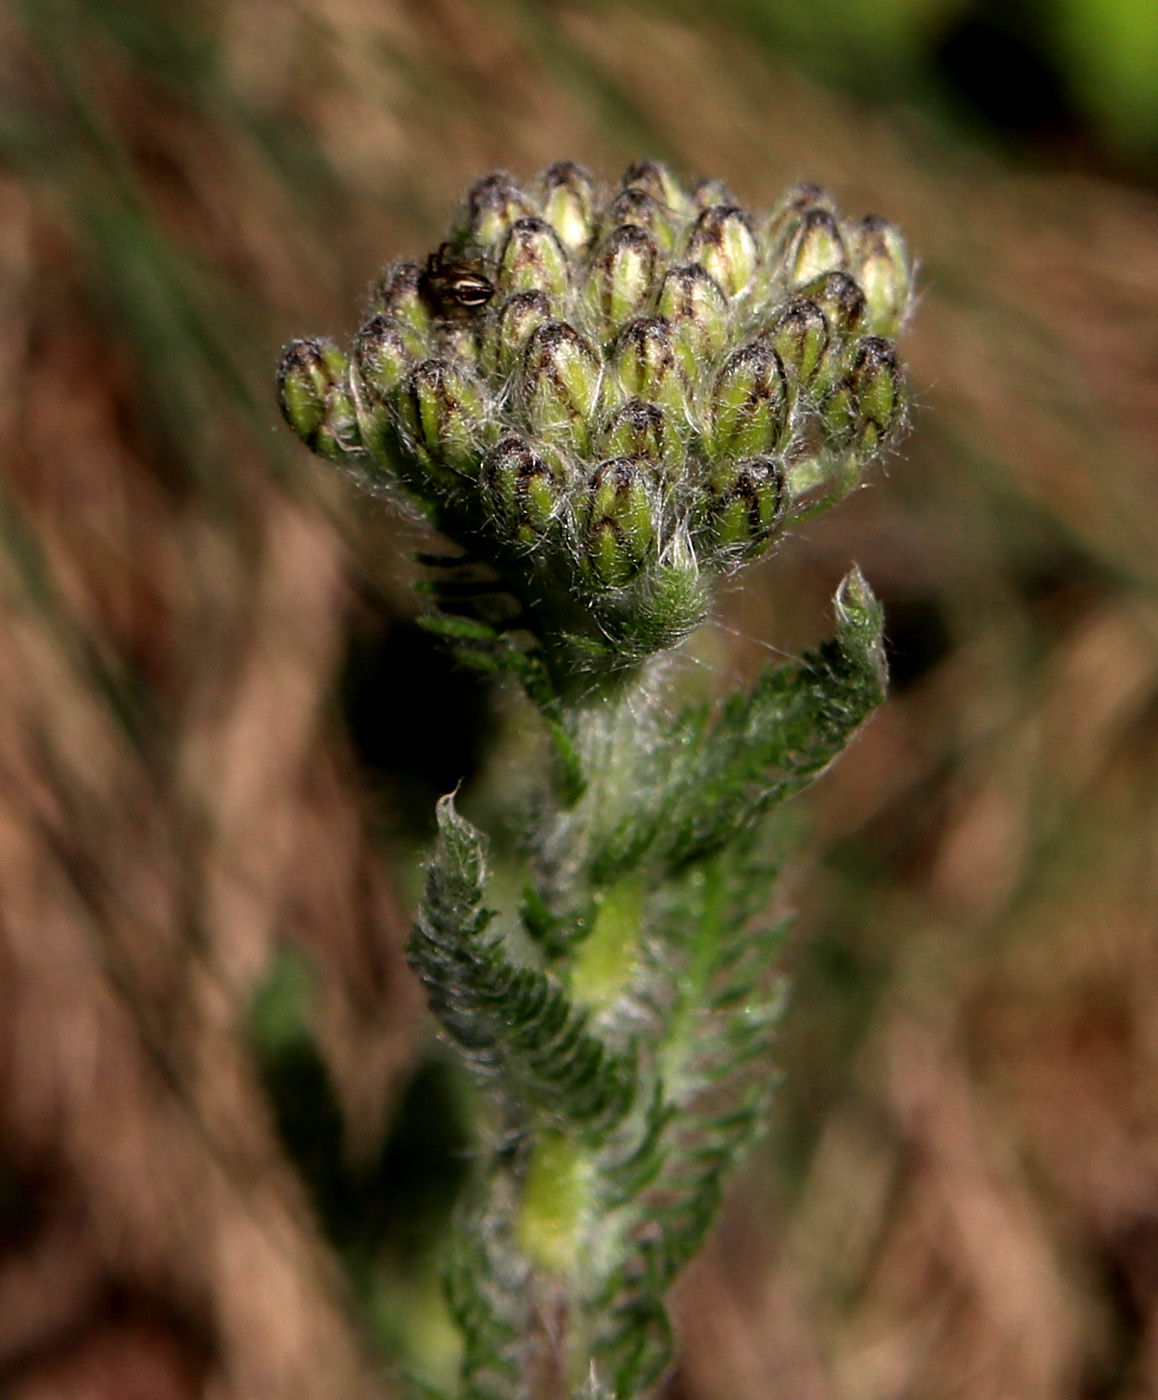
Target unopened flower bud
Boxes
[519,320,602,452]
[583,225,659,343]
[621,160,688,217]
[602,188,678,254]
[498,217,571,300]
[704,455,786,559]
[764,183,836,261]
[481,435,565,547]
[766,298,829,391]
[581,458,657,587]
[708,342,791,457]
[371,262,433,355]
[399,357,491,482]
[457,171,535,253]
[795,271,866,342]
[608,317,684,413]
[656,262,731,380]
[277,338,361,461]
[686,206,759,299]
[690,176,736,210]
[536,161,598,254]
[597,399,682,470]
[847,215,913,338]
[353,316,410,403]
[785,208,847,287]
[822,336,904,455]
[484,289,553,380]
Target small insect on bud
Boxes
[481,435,565,548]
[621,160,689,218]
[483,289,553,381]
[686,205,759,299]
[519,320,602,453]
[418,244,496,324]
[398,357,491,483]
[583,224,660,344]
[846,215,913,339]
[457,171,536,254]
[795,271,866,343]
[536,161,598,255]
[580,458,658,588]
[708,341,791,458]
[370,262,433,356]
[785,208,847,288]
[703,455,786,560]
[607,317,685,414]
[497,217,571,300]
[277,338,361,462]
[656,262,731,382]
[766,298,829,393]
[822,336,905,455]
[597,399,682,471]
[763,183,837,261]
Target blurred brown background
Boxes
[2,0,1158,1397]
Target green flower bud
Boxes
[785,208,848,287]
[457,171,535,254]
[484,289,553,380]
[277,338,361,462]
[481,435,565,547]
[620,160,688,217]
[703,456,785,560]
[498,217,571,299]
[686,205,759,299]
[822,336,904,455]
[708,342,791,457]
[690,176,737,211]
[519,320,602,453]
[656,262,731,381]
[763,183,837,261]
[597,399,683,470]
[795,271,866,342]
[536,161,598,255]
[580,458,658,587]
[766,298,829,392]
[583,225,659,343]
[602,188,678,254]
[353,316,410,403]
[430,321,481,369]
[371,262,433,356]
[399,357,491,482]
[846,215,913,338]
[607,317,685,414]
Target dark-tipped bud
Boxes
[690,176,737,210]
[708,342,791,457]
[796,271,866,342]
[601,188,678,253]
[785,208,847,287]
[767,298,829,392]
[458,171,536,253]
[481,435,565,547]
[353,316,410,403]
[498,217,571,300]
[656,263,731,380]
[371,262,433,355]
[519,320,602,452]
[822,336,905,455]
[764,183,837,260]
[847,215,913,338]
[537,161,598,254]
[583,225,659,343]
[277,338,361,461]
[607,317,685,413]
[703,456,786,560]
[398,357,491,482]
[597,399,683,470]
[580,458,658,587]
[484,289,553,380]
[621,160,687,215]
[686,205,759,299]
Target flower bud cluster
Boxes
[278,165,912,682]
